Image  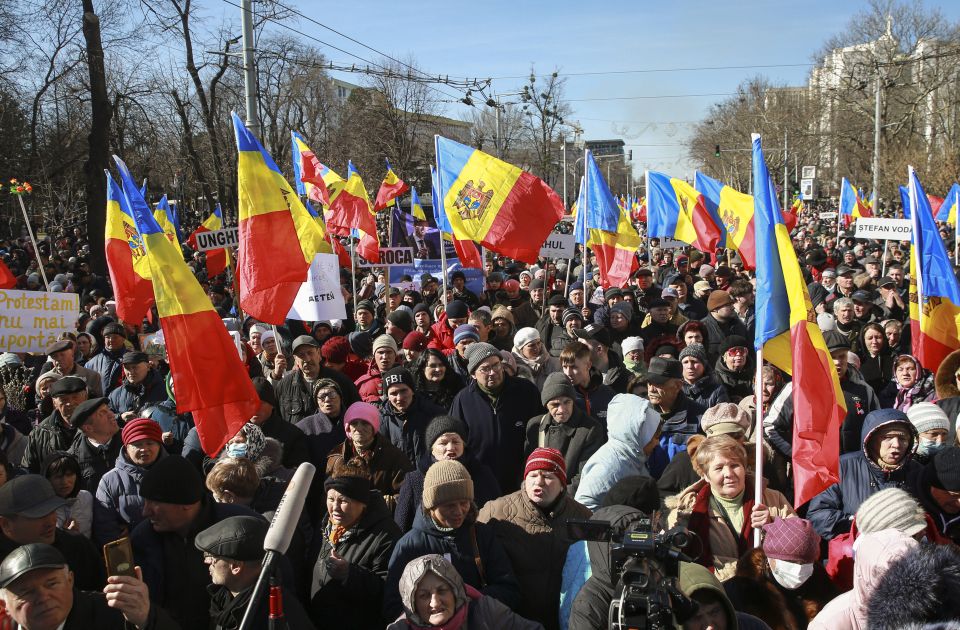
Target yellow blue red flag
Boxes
[695,172,756,269]
[374,159,409,211]
[646,171,723,254]
[583,151,639,287]
[187,205,230,278]
[104,171,154,324]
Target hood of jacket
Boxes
[935,349,960,399]
[860,409,918,472]
[852,529,918,618]
[397,553,470,625]
[678,562,738,630]
[606,394,660,453]
[585,506,648,589]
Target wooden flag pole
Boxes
[16,195,50,291]
[753,345,765,547]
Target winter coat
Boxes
[107,369,167,414]
[477,489,591,630]
[22,409,75,472]
[809,529,918,630]
[295,411,345,464]
[699,314,749,365]
[571,372,616,426]
[934,348,960,444]
[807,412,922,540]
[450,376,544,493]
[0,528,105,591]
[427,312,458,355]
[764,367,880,459]
[84,348,125,396]
[915,473,960,545]
[94,447,167,546]
[524,408,606,492]
[724,547,838,630]
[53,363,104,397]
[656,392,708,463]
[394,450,500,533]
[384,507,521,621]
[56,491,93,538]
[326,434,412,511]
[714,355,755,403]
[378,395,446,466]
[132,495,260,629]
[355,362,387,403]
[0,422,27,469]
[276,368,359,425]
[60,589,181,630]
[667,477,795,581]
[257,410,309,468]
[308,491,401,629]
[209,581,314,630]
[68,430,122,494]
[878,369,936,411]
[657,442,701,499]
[535,316,571,358]
[683,373,730,410]
[512,348,562,390]
[574,394,661,511]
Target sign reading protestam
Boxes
[0,290,79,353]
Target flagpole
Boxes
[881,240,889,277]
[350,237,357,308]
[753,345,764,547]
[563,257,572,298]
[434,135,450,307]
[910,167,924,340]
[15,194,50,291]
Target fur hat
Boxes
[422,460,473,510]
[866,542,960,629]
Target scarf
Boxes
[686,481,756,573]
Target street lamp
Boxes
[488,92,524,159]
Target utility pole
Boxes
[782,131,788,210]
[872,63,882,205]
[562,135,567,207]
[240,0,259,136]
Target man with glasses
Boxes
[450,343,543,493]
[713,335,756,403]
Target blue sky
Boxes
[257,0,960,177]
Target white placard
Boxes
[818,212,838,219]
[539,232,576,258]
[0,290,79,353]
[854,218,912,240]
[357,247,415,267]
[658,237,687,249]
[287,253,347,321]
[195,227,238,251]
[801,178,815,200]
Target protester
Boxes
[679,342,729,409]
[513,327,562,389]
[412,348,464,410]
[66,396,121,493]
[916,446,960,544]
[41,451,93,538]
[378,367,445,465]
[22,376,87,473]
[295,378,347,465]
[107,352,166,418]
[866,539,960,628]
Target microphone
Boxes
[240,462,316,630]
[264,462,315,553]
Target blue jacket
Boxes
[378,394,445,466]
[108,369,168,415]
[93,448,166,546]
[807,409,922,540]
[450,376,543,492]
[383,508,520,621]
[85,349,126,396]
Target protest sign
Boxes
[358,247,415,267]
[287,253,347,321]
[194,227,238,251]
[0,290,79,353]
[539,233,575,258]
[388,258,484,295]
[854,218,912,240]
[818,211,838,219]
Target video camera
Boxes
[568,515,698,630]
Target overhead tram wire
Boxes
[487,62,817,80]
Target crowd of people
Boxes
[1,212,960,629]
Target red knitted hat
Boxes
[121,418,163,445]
[524,447,567,486]
[402,331,428,352]
[321,336,350,364]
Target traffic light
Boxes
[791,181,801,196]
[714,145,721,157]
[628,150,633,160]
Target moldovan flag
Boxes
[154,196,179,244]
[429,165,481,269]
[935,183,959,225]
[114,156,258,457]
[752,133,845,508]
[187,205,230,278]
[104,171,154,324]
[695,172,756,269]
[0,259,15,289]
[374,159,409,211]
[435,135,564,263]
[839,177,870,225]
[908,167,960,372]
[233,113,330,324]
[646,171,723,254]
[584,151,639,287]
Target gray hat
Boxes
[0,544,68,589]
[678,343,708,367]
[291,335,319,353]
[121,351,149,364]
[823,330,850,351]
[194,515,268,561]
[541,372,576,406]
[0,475,65,518]
[465,342,501,374]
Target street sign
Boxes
[358,247,415,267]
[802,166,816,179]
[194,226,238,251]
[539,233,575,258]
[854,218,912,240]
[800,178,815,201]
[818,212,838,219]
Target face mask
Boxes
[770,559,813,590]
[226,443,248,458]
[917,439,946,458]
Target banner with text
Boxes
[388,258,485,295]
[195,227,239,251]
[539,232,576,259]
[0,290,79,353]
[854,218,912,241]
[287,253,348,321]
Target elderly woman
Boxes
[880,354,935,411]
[667,434,795,581]
[384,460,520,621]
[309,460,402,629]
[412,349,463,410]
[387,554,542,629]
[512,327,561,389]
[295,378,346,466]
[394,416,500,533]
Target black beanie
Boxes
[926,447,960,492]
[445,300,468,319]
[382,367,415,392]
[425,415,468,449]
[387,310,413,333]
[140,456,203,505]
[324,474,371,503]
[251,377,277,407]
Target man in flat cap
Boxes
[275,335,360,425]
[47,339,103,397]
[196,515,313,629]
[108,352,167,421]
[67,397,121,493]
[22,376,88,474]
[85,322,129,397]
[0,543,178,629]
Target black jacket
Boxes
[0,528,105,592]
[85,349,126,397]
[308,491,400,629]
[525,408,606,492]
[449,376,544,492]
[258,410,309,468]
[378,395,445,466]
[275,368,359,425]
[68,430,122,493]
[108,369,168,415]
[64,589,181,630]
[699,314,749,365]
[22,410,75,472]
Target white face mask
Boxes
[770,559,814,590]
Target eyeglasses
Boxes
[316,391,339,400]
[476,362,503,375]
[726,347,748,356]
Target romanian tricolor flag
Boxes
[694,172,757,269]
[114,156,258,457]
[291,131,344,207]
[154,196,179,244]
[908,167,960,372]
[646,171,723,255]
[752,134,845,508]
[935,183,959,225]
[435,135,564,263]
[0,259,16,289]
[374,159,409,211]
[233,113,330,324]
[104,171,154,325]
[187,205,230,278]
[327,161,378,239]
[584,151,639,287]
[839,177,870,225]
